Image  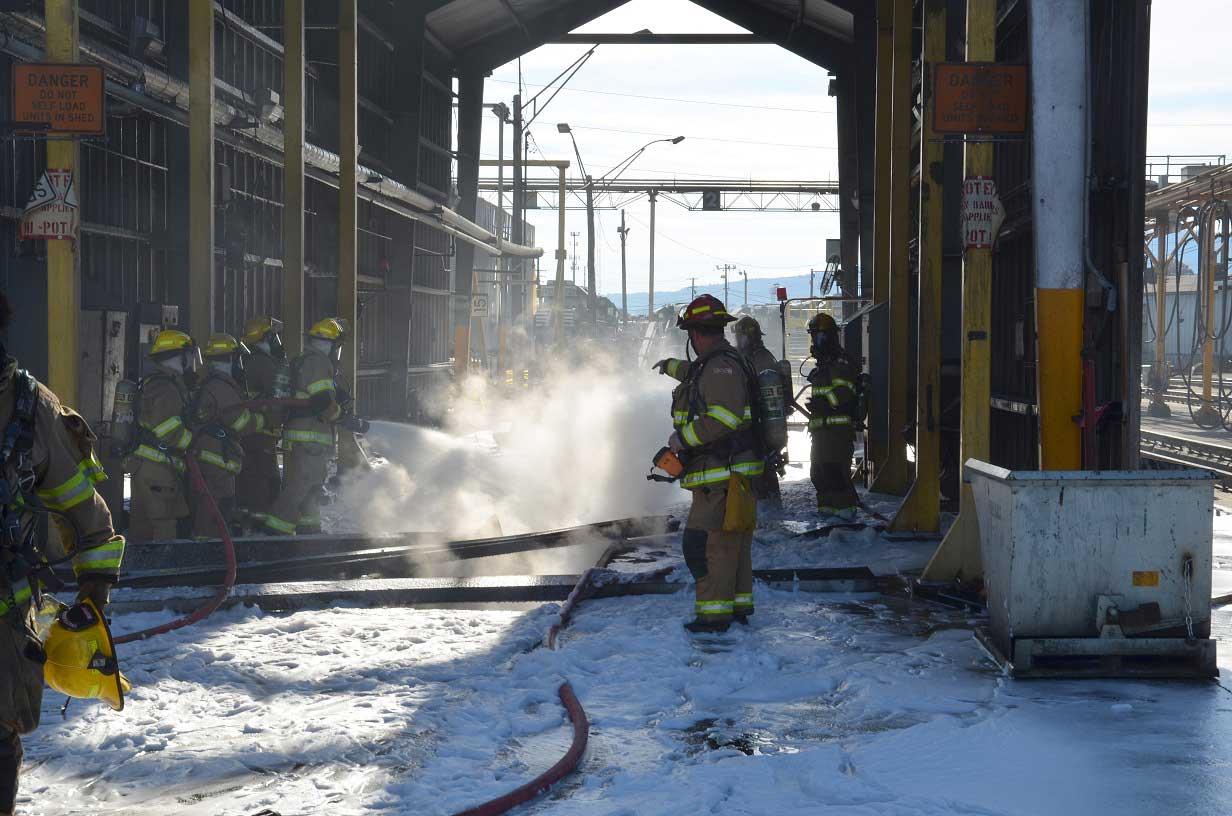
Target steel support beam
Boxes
[867,0,894,478]
[687,0,853,71]
[43,0,79,403]
[890,0,944,535]
[835,72,860,305]
[337,0,358,396]
[282,0,305,357]
[552,33,767,44]
[868,0,913,496]
[855,9,878,298]
[188,0,214,341]
[924,0,994,582]
[460,0,628,73]
[454,71,485,374]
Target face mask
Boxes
[268,333,286,363]
[735,333,752,355]
[208,360,231,378]
[811,333,829,359]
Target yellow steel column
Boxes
[188,0,214,341]
[337,0,358,395]
[923,0,994,580]
[283,0,305,357]
[43,0,79,403]
[889,0,944,535]
[867,0,894,477]
[868,0,913,496]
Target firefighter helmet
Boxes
[307,317,346,342]
[807,312,839,335]
[242,316,283,345]
[732,315,764,340]
[148,329,196,359]
[42,599,131,712]
[202,333,250,360]
[676,295,735,330]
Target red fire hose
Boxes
[115,455,237,644]
[449,569,598,816]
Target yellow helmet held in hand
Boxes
[307,317,346,342]
[202,333,250,360]
[148,329,195,358]
[242,316,283,345]
[43,599,131,712]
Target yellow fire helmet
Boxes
[242,316,284,345]
[807,312,839,335]
[43,598,131,712]
[148,328,196,358]
[202,333,250,360]
[307,317,346,342]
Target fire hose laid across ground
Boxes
[114,455,238,644]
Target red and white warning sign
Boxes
[19,168,79,241]
[961,176,1005,251]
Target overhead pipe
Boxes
[0,20,539,260]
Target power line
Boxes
[622,211,823,270]
[488,77,835,115]
[560,123,838,151]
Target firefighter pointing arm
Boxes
[652,296,761,634]
[0,291,126,815]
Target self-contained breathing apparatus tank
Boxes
[272,363,292,400]
[109,379,140,456]
[757,365,788,451]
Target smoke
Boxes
[328,349,682,554]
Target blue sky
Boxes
[474,0,1229,312]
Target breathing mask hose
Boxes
[114,454,237,644]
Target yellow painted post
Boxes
[337,0,358,397]
[889,0,944,535]
[868,0,913,497]
[923,0,994,580]
[188,0,214,341]
[282,0,305,357]
[867,0,894,477]
[43,0,79,403]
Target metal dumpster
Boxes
[966,459,1217,678]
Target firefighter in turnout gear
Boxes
[653,295,762,633]
[189,334,267,538]
[125,330,200,542]
[237,316,288,515]
[0,291,125,815]
[732,315,790,510]
[260,318,345,536]
[805,312,860,519]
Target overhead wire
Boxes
[487,77,836,115]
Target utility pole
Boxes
[741,269,748,308]
[717,264,735,306]
[648,190,658,318]
[570,232,579,284]
[617,210,630,321]
[691,277,697,299]
[586,175,596,324]
[809,268,819,298]
[512,94,525,322]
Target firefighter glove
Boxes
[668,431,685,453]
[652,359,672,375]
[75,576,113,611]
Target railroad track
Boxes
[1139,429,1232,490]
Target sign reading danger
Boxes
[12,63,106,135]
[960,177,1005,251]
[934,63,1027,134]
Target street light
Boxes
[555,125,685,325]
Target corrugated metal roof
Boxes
[427,0,855,70]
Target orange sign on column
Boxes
[12,63,106,135]
[934,63,1027,134]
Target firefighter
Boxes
[126,330,199,542]
[0,291,125,815]
[237,316,288,515]
[260,318,346,536]
[189,334,267,538]
[653,295,762,633]
[805,312,860,520]
[732,315,790,509]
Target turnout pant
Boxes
[683,485,756,623]
[1,607,44,816]
[236,434,280,514]
[190,461,236,539]
[0,728,20,816]
[264,442,328,534]
[127,461,188,542]
[810,431,858,514]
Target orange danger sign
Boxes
[933,63,1027,135]
[11,63,106,136]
